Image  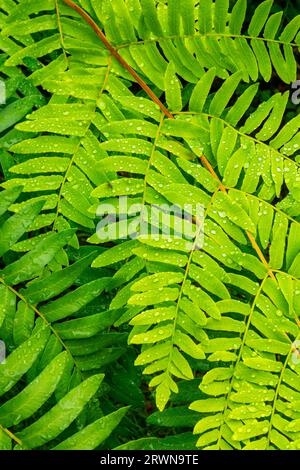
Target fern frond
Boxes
[191,271,300,450]
[86,0,300,84]
[80,61,300,409]
[1,0,300,451]
[0,188,128,449]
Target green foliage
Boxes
[0,0,300,451]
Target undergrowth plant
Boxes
[0,0,300,451]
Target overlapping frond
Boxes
[83,65,300,413]
[86,0,300,84]
[190,271,300,450]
